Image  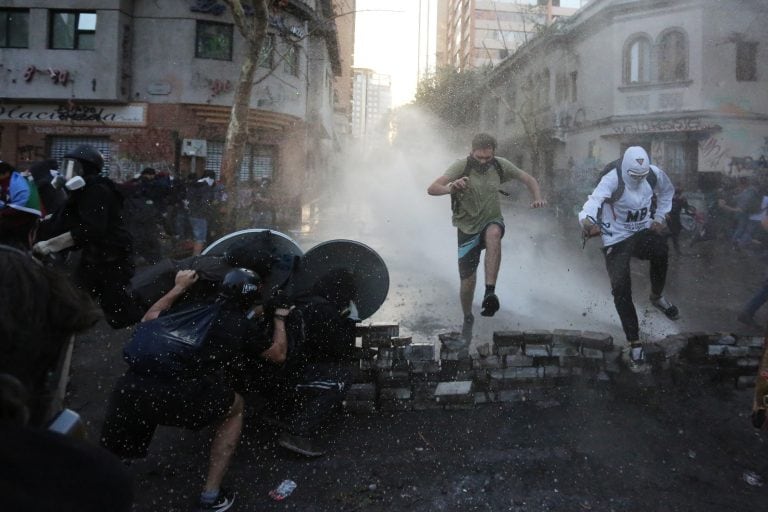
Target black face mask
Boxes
[468,156,494,173]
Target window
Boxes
[258,34,274,68]
[284,43,299,76]
[624,36,651,84]
[0,9,29,48]
[736,40,757,82]
[657,29,688,82]
[195,21,232,60]
[50,11,97,50]
[205,141,273,182]
[570,71,578,102]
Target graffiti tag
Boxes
[612,117,718,135]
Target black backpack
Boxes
[451,156,507,214]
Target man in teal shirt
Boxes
[428,133,546,340]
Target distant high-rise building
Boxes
[351,68,392,140]
[436,0,586,70]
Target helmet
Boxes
[219,268,262,308]
[63,145,104,177]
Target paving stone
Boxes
[439,332,468,352]
[474,391,497,404]
[434,380,474,404]
[475,342,492,358]
[659,335,688,359]
[551,341,580,357]
[580,331,614,351]
[472,355,502,369]
[379,387,412,401]
[405,342,436,361]
[493,330,525,346]
[524,330,554,344]
[409,360,441,376]
[359,323,400,348]
[524,343,551,357]
[714,334,736,345]
[376,370,410,387]
[390,336,413,347]
[504,354,534,367]
[708,345,749,357]
[496,344,524,357]
[581,346,605,359]
[552,329,583,344]
[736,335,765,348]
[440,348,470,361]
[346,383,376,401]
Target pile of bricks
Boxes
[342,323,765,413]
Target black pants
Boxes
[603,230,669,341]
[77,256,142,329]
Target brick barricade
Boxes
[341,324,766,413]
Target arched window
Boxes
[624,35,651,84]
[658,29,688,82]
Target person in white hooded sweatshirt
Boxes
[579,146,678,371]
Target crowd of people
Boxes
[2,140,768,511]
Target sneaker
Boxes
[197,488,235,512]
[481,293,500,317]
[278,432,325,457]
[623,344,650,374]
[737,312,761,328]
[650,295,679,320]
[461,313,474,342]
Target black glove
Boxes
[264,289,292,317]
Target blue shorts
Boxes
[189,217,208,243]
[457,221,505,279]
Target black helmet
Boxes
[63,145,104,175]
[219,268,262,308]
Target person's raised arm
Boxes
[258,307,291,363]
[517,171,547,208]
[141,270,199,322]
[427,175,469,196]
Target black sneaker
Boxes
[278,432,325,457]
[481,293,500,317]
[461,313,474,342]
[197,488,235,512]
[650,295,679,320]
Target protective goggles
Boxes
[62,158,86,180]
[627,168,649,182]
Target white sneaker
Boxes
[623,344,650,374]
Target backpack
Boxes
[123,301,222,376]
[450,156,507,214]
[596,158,658,221]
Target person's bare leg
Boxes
[460,273,476,318]
[203,393,244,493]
[483,224,503,286]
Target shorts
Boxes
[457,221,505,279]
[189,217,208,243]
[100,372,234,458]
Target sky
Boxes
[353,0,436,107]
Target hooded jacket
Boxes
[578,146,674,247]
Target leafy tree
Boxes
[414,66,489,129]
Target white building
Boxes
[480,0,768,192]
[351,68,392,140]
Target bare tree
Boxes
[219,0,270,221]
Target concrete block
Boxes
[472,355,502,369]
[541,365,563,378]
[390,336,413,347]
[580,331,614,351]
[708,345,749,357]
[379,387,412,401]
[493,331,525,346]
[551,342,580,358]
[439,332,468,352]
[440,348,470,361]
[475,342,492,358]
[505,354,534,367]
[409,360,441,376]
[524,343,551,357]
[474,391,497,404]
[496,344,524,357]
[434,380,474,404]
[581,346,605,360]
[714,334,736,345]
[405,342,436,361]
[346,383,376,401]
[523,330,553,343]
[376,370,410,387]
[359,323,400,348]
[736,335,765,348]
[552,329,583,344]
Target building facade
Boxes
[436,0,584,70]
[479,0,768,193]
[0,0,345,224]
[350,67,391,142]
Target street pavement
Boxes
[66,195,768,511]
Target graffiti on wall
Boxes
[23,65,70,86]
[612,117,719,135]
[700,134,768,174]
